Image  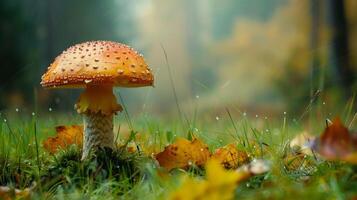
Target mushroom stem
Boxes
[82,112,114,160]
[75,85,122,160]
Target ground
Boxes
[0,109,356,200]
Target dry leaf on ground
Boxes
[313,118,357,164]
[169,159,249,200]
[43,125,83,154]
[156,137,211,171]
[290,131,315,155]
[0,183,35,200]
[283,151,316,172]
[212,143,249,169]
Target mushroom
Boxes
[41,41,154,159]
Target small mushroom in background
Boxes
[41,41,154,159]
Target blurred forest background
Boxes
[0,0,356,118]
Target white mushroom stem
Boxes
[82,112,114,160]
[75,85,122,160]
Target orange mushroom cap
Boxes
[41,41,154,88]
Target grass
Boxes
[0,104,356,200]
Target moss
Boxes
[40,146,145,193]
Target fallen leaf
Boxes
[340,153,357,164]
[0,183,35,200]
[212,143,249,169]
[290,131,315,155]
[169,159,248,200]
[156,138,211,171]
[43,125,83,154]
[313,118,357,164]
[284,132,317,171]
[283,151,317,173]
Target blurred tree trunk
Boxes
[327,0,354,97]
[45,0,55,64]
[308,0,321,129]
[310,0,320,97]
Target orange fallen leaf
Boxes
[43,125,83,154]
[313,118,357,164]
[156,137,211,171]
[212,143,249,169]
[0,183,35,200]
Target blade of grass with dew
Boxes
[160,44,189,131]
[225,108,243,143]
[117,91,133,131]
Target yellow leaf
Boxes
[169,159,249,200]
[156,138,211,171]
[206,159,249,187]
[43,125,83,154]
[212,143,249,169]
